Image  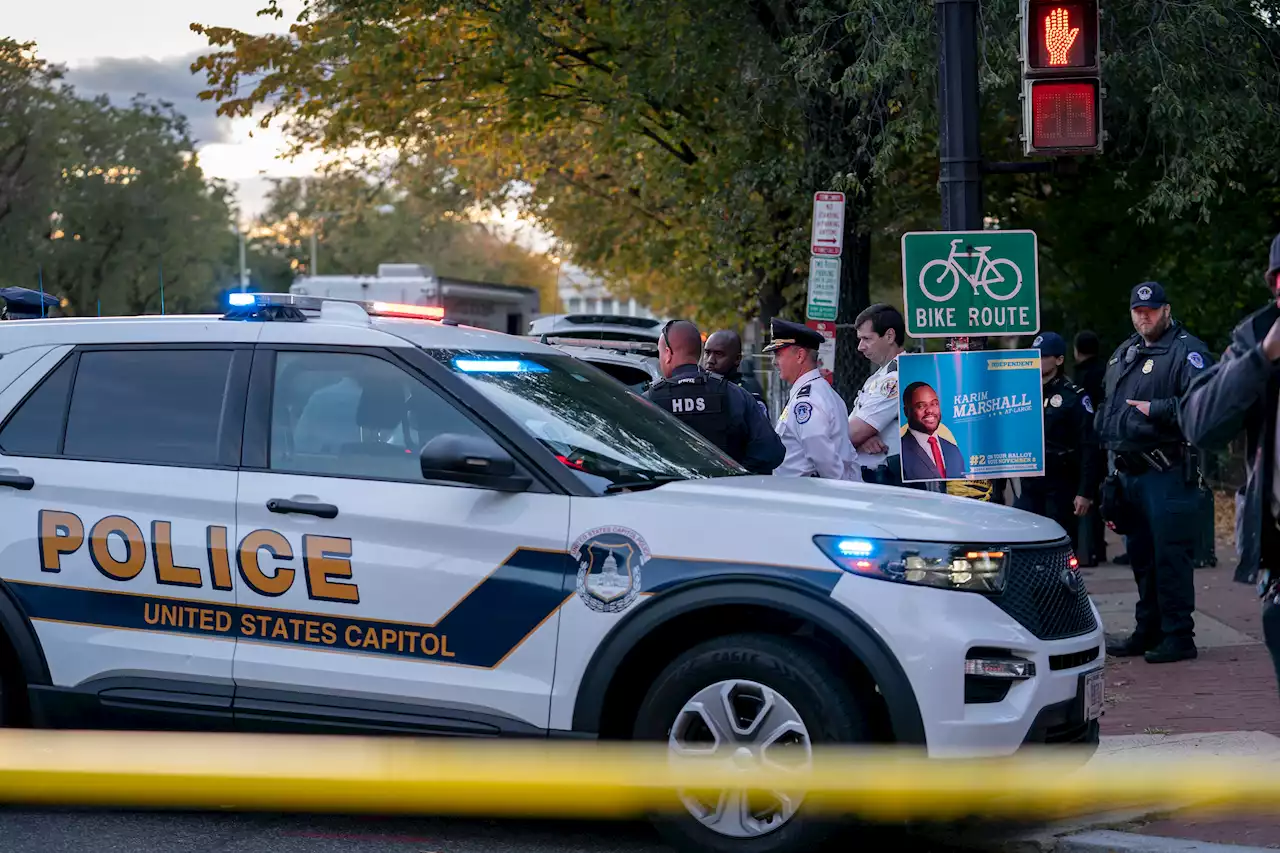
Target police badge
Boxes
[571,526,649,613]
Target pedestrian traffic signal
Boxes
[1020,0,1103,156]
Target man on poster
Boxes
[901,381,967,481]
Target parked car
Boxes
[528,313,663,344]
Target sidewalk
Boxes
[1075,521,1280,848]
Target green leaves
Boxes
[0,41,238,316]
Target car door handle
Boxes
[266,498,338,519]
[0,474,34,491]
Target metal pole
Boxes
[310,230,318,277]
[936,0,990,498]
[239,229,249,291]
[937,0,983,233]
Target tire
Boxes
[632,633,869,853]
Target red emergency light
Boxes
[369,301,445,320]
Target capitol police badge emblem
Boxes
[1142,359,1154,374]
[572,526,648,613]
[1188,352,1205,369]
[1050,394,1062,408]
[794,401,813,424]
[1137,285,1153,301]
[1033,335,1044,347]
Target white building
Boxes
[556,264,661,320]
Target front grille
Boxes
[1050,647,1101,671]
[988,542,1097,641]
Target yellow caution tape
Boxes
[0,733,1274,819]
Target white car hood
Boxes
[614,475,1066,544]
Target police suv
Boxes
[0,294,1103,853]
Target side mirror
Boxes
[420,433,532,492]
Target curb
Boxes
[1058,830,1279,852]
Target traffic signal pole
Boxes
[937,0,984,236]
[935,0,992,498]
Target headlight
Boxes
[812,535,1009,594]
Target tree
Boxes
[247,160,559,310]
[0,43,241,315]
[0,40,74,250]
[192,0,1280,394]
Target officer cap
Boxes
[762,318,824,352]
[1032,331,1066,357]
[1130,281,1169,309]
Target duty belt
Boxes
[1113,445,1183,475]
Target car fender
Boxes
[571,577,926,745]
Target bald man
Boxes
[702,329,766,406]
[644,320,784,474]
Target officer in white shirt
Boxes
[762,318,862,480]
[847,303,906,484]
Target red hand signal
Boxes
[1043,7,1080,66]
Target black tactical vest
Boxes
[647,372,734,455]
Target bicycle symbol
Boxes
[918,239,1023,302]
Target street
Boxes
[0,810,973,853]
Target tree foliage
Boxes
[246,161,560,309]
[0,39,240,315]
[193,0,1280,379]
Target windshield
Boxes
[428,349,745,490]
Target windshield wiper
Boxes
[603,475,686,494]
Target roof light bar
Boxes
[223,292,446,323]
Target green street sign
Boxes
[901,230,1040,338]
[806,257,840,321]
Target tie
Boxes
[928,436,947,478]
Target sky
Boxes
[9,0,322,222]
[7,0,554,254]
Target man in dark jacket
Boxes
[1181,234,1280,693]
[646,320,785,474]
[1096,282,1214,663]
[702,329,767,406]
[1017,332,1102,555]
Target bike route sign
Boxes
[901,230,1040,338]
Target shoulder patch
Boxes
[1082,395,1094,414]
[883,377,898,398]
[796,383,812,399]
[794,401,813,424]
[1188,351,1205,369]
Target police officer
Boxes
[1096,282,1214,664]
[1016,332,1102,554]
[847,303,906,485]
[702,329,767,407]
[762,318,861,480]
[644,319,785,474]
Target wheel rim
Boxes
[666,679,813,838]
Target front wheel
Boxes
[633,633,869,853]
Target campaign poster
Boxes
[897,349,1045,482]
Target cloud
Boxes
[64,53,233,147]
